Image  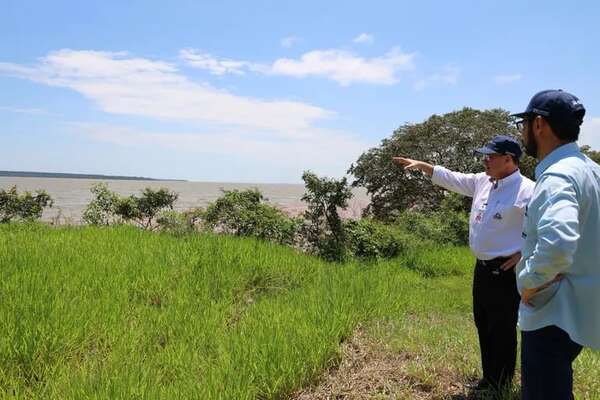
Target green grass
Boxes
[0,224,598,399]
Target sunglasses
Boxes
[482,153,509,161]
[515,113,541,131]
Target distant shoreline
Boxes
[0,171,186,182]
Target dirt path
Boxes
[291,326,505,400]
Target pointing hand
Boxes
[392,157,421,171]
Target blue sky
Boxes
[2,0,600,183]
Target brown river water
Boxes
[0,177,370,223]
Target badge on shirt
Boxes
[475,202,487,223]
[493,212,503,220]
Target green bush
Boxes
[436,211,469,246]
[203,189,300,245]
[82,184,178,229]
[436,193,470,246]
[301,171,353,262]
[78,179,467,264]
[133,188,178,227]
[394,207,468,247]
[0,186,53,223]
[155,210,194,236]
[156,208,204,236]
[82,183,120,225]
[344,219,410,260]
[117,188,179,229]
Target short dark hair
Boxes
[510,155,520,165]
[544,116,582,142]
[526,112,582,142]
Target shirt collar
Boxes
[535,142,580,179]
[490,169,521,189]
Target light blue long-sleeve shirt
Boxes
[517,142,600,349]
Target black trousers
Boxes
[472,258,521,388]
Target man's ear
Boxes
[532,115,545,141]
[541,116,557,141]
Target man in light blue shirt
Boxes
[513,90,600,400]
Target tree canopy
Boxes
[581,145,600,164]
[348,107,536,220]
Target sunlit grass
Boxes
[0,224,598,399]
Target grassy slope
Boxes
[0,224,597,399]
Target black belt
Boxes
[476,257,513,276]
[477,256,510,266]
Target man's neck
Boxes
[537,140,571,161]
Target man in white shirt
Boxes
[393,135,534,392]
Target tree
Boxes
[301,171,353,262]
[82,183,120,225]
[348,108,536,220]
[82,184,178,229]
[581,145,600,165]
[202,188,299,245]
[115,188,178,229]
[0,186,53,223]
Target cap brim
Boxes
[511,111,529,118]
[474,146,497,155]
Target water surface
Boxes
[0,177,369,223]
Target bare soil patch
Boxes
[291,326,496,400]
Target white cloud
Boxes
[270,47,415,86]
[353,33,374,44]
[0,49,332,136]
[71,122,372,179]
[579,117,600,150]
[179,48,260,75]
[280,36,300,48]
[494,74,522,85]
[179,46,416,86]
[0,106,58,116]
[413,65,460,91]
[0,49,374,180]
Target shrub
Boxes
[301,171,353,262]
[344,218,410,260]
[82,184,178,229]
[427,194,469,246]
[0,186,53,223]
[156,210,196,236]
[82,183,120,225]
[131,188,179,228]
[113,188,178,229]
[436,211,469,246]
[394,207,468,247]
[203,189,300,245]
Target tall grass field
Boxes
[1,224,598,399]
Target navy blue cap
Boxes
[475,135,522,158]
[512,89,585,126]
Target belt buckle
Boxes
[492,269,500,275]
